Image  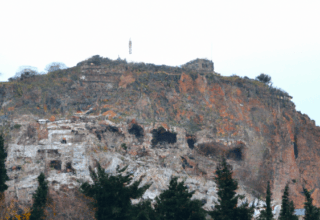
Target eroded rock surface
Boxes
[1,57,320,219]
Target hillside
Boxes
[1,55,319,218]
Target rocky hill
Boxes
[1,55,319,219]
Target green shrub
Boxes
[13,124,21,129]
[121,143,127,151]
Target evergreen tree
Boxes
[0,135,9,200]
[154,176,206,220]
[80,162,152,220]
[256,73,272,84]
[131,198,160,220]
[278,183,298,220]
[208,157,254,220]
[29,172,48,220]
[258,181,274,220]
[303,187,320,220]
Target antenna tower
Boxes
[129,38,132,54]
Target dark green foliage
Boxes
[13,124,21,129]
[208,157,254,220]
[87,55,102,65]
[30,173,48,220]
[121,143,128,151]
[278,183,298,220]
[0,135,9,193]
[80,162,151,220]
[10,66,39,82]
[256,73,271,84]
[131,198,160,220]
[303,187,320,220]
[258,181,274,220]
[154,176,206,220]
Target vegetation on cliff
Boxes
[154,176,206,220]
[278,183,298,220]
[302,186,320,220]
[258,181,274,220]
[0,135,9,195]
[2,55,319,218]
[29,173,48,220]
[80,162,152,220]
[208,157,255,220]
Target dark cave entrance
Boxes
[186,134,196,150]
[50,160,62,170]
[128,124,144,139]
[227,147,243,161]
[151,127,177,146]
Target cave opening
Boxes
[50,160,62,170]
[128,124,144,139]
[186,135,196,150]
[227,147,243,161]
[66,162,75,173]
[66,162,72,169]
[151,126,177,146]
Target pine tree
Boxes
[80,162,152,220]
[131,198,160,220]
[258,181,274,220]
[208,157,254,220]
[303,187,320,220]
[154,176,206,220]
[29,172,48,220]
[278,183,298,220]
[0,135,9,196]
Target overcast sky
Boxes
[0,0,319,125]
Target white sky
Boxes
[0,0,319,125]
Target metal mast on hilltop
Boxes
[129,38,132,54]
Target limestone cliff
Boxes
[0,56,319,218]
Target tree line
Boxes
[8,62,67,82]
[0,134,319,219]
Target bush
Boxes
[256,73,271,84]
[121,143,127,151]
[80,162,151,220]
[45,62,68,73]
[13,124,21,129]
[154,176,206,220]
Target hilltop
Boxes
[0,55,319,219]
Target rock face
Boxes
[1,56,319,218]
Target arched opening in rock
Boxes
[128,124,144,139]
[151,126,177,146]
